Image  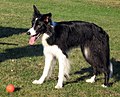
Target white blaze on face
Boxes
[28,18,38,45]
[28,27,36,36]
[28,18,38,36]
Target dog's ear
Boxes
[43,13,52,24]
[33,5,41,18]
[46,13,52,17]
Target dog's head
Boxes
[27,5,52,45]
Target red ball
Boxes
[6,84,15,93]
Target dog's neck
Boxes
[50,21,57,27]
[45,24,54,36]
[41,33,50,47]
[41,21,57,47]
[42,33,49,47]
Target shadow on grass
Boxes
[0,42,19,45]
[0,44,43,62]
[111,58,120,82]
[0,26,28,38]
[65,58,120,86]
[15,87,22,92]
[73,67,93,81]
[0,26,43,62]
[65,67,93,85]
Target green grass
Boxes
[0,0,120,96]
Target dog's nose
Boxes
[27,31,30,35]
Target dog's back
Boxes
[47,21,111,87]
[47,21,109,51]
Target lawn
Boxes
[0,0,120,97]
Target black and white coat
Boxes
[27,5,113,89]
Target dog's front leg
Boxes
[55,56,66,89]
[32,54,53,84]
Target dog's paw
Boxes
[86,75,95,83]
[55,84,63,89]
[86,78,95,83]
[101,84,107,88]
[32,80,43,84]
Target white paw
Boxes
[55,84,63,89]
[32,80,43,84]
[86,78,95,83]
[101,84,107,88]
[86,75,96,83]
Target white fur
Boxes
[64,58,70,80]
[28,27,36,36]
[28,18,38,36]
[84,47,90,59]
[86,75,96,83]
[109,62,113,78]
[46,57,56,80]
[101,84,107,88]
[32,33,70,89]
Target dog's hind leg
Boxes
[102,62,113,87]
[86,68,97,83]
[101,72,109,88]
[82,46,96,83]
[86,75,96,83]
[101,62,113,88]
[32,54,54,84]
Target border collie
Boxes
[27,5,113,89]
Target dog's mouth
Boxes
[29,36,37,45]
[29,33,41,45]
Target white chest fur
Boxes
[41,33,50,47]
[42,33,64,58]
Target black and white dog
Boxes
[27,5,113,89]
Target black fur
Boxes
[47,21,110,86]
[28,5,112,87]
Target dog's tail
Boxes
[109,62,113,78]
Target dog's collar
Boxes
[50,21,57,27]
